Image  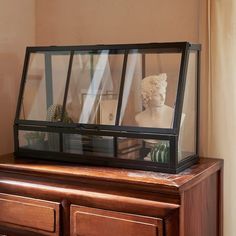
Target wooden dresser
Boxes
[0,154,223,236]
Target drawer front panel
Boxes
[0,193,60,236]
[71,205,163,236]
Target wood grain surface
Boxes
[0,154,223,236]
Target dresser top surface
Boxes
[0,154,223,192]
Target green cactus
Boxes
[149,141,170,163]
[46,104,73,123]
[46,104,73,151]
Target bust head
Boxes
[141,74,167,109]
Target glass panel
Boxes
[19,130,59,152]
[63,134,170,164]
[20,51,70,121]
[117,137,170,163]
[119,49,182,129]
[63,134,115,157]
[178,51,197,161]
[65,50,124,125]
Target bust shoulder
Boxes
[135,105,174,128]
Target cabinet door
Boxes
[71,205,163,236]
[0,193,60,236]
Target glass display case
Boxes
[14,42,201,173]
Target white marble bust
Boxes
[136,74,185,159]
[135,73,175,128]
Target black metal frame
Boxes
[14,42,201,174]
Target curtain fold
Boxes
[206,1,236,235]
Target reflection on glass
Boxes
[19,130,59,152]
[79,51,110,123]
[20,51,70,121]
[119,51,181,129]
[63,134,115,157]
[178,51,197,161]
[19,131,170,163]
[66,50,124,125]
[63,134,170,163]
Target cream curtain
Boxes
[203,0,236,235]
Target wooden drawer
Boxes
[71,205,163,236]
[0,193,60,236]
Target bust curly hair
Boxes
[141,73,167,109]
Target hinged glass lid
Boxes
[16,43,197,133]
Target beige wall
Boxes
[0,0,35,154]
[36,0,200,45]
